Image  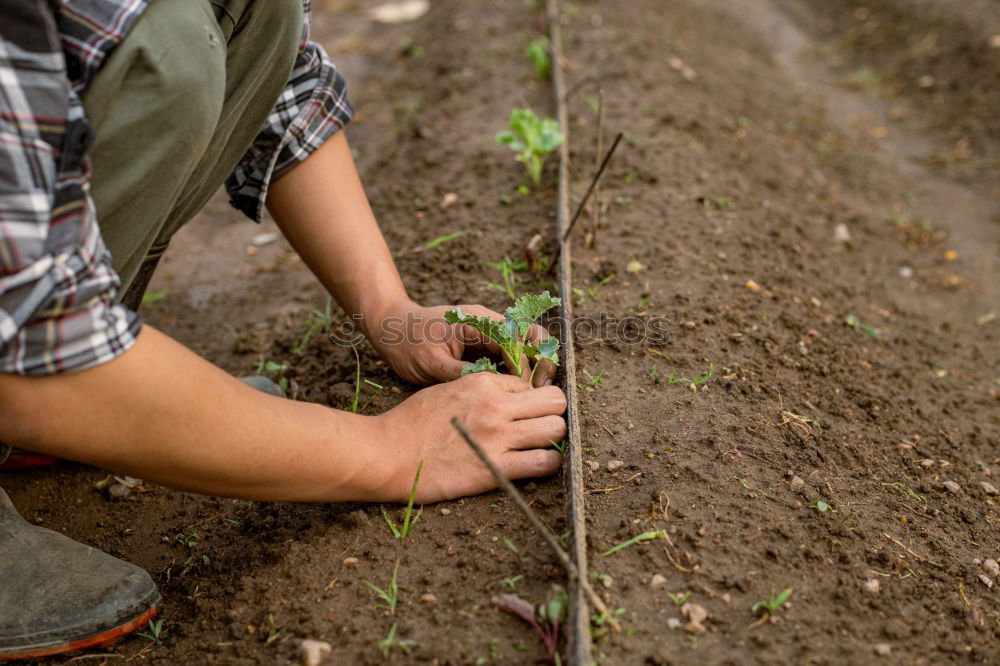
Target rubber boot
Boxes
[0,487,160,660]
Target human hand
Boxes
[375,373,566,502]
[364,298,557,387]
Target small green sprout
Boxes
[550,439,566,455]
[251,356,290,394]
[137,618,165,645]
[424,230,467,251]
[713,197,735,209]
[485,258,526,300]
[581,368,606,388]
[264,613,279,645]
[364,561,400,614]
[524,37,551,79]
[380,461,423,539]
[445,291,561,383]
[347,344,385,414]
[141,290,167,304]
[811,499,835,512]
[666,591,691,607]
[648,364,659,382]
[598,530,667,557]
[752,588,792,615]
[503,537,519,554]
[665,362,713,390]
[378,623,416,657]
[845,313,883,340]
[501,574,525,590]
[496,109,564,186]
[292,295,334,354]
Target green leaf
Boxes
[462,357,499,375]
[444,308,510,348]
[505,290,561,338]
[536,337,560,365]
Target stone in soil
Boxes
[789,475,806,489]
[982,559,999,578]
[299,639,332,666]
[650,573,667,587]
[606,460,625,472]
[873,643,892,656]
[978,481,998,496]
[978,574,994,589]
[863,578,881,594]
[942,480,961,493]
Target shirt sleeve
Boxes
[1,0,139,376]
[225,1,355,222]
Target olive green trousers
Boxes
[83,0,303,310]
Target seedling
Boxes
[598,530,667,557]
[666,591,691,607]
[496,587,567,664]
[380,461,423,539]
[524,37,551,79]
[496,108,564,186]
[251,356,290,394]
[137,618,164,645]
[502,574,525,590]
[810,499,835,512]
[665,362,713,391]
[347,344,385,414]
[485,258,526,300]
[550,439,566,455]
[503,537,519,554]
[292,295,334,354]
[889,481,926,503]
[713,197,735,210]
[425,230,466,251]
[264,613,279,645]
[581,368,606,388]
[845,313,883,340]
[377,623,416,657]
[648,364,659,382]
[364,561,401,614]
[751,588,792,615]
[141,290,167,304]
[445,291,561,383]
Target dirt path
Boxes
[2,0,997,663]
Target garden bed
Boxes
[3,0,997,663]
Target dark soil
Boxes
[3,0,997,664]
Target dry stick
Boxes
[451,418,620,631]
[587,89,605,248]
[543,132,623,276]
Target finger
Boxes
[453,305,505,354]
[507,415,567,450]
[508,385,567,419]
[502,449,563,479]
[531,359,558,388]
[434,356,471,382]
[484,372,533,393]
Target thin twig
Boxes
[882,533,944,568]
[587,89,605,247]
[451,418,619,631]
[544,132,624,276]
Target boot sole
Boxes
[0,605,159,661]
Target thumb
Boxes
[435,356,470,382]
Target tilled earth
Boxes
[3,0,998,664]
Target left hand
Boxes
[363,298,557,387]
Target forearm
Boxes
[0,327,403,502]
[266,131,408,334]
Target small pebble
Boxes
[978,482,998,496]
[978,574,994,589]
[299,639,332,666]
[650,574,667,587]
[601,576,614,589]
[874,643,892,656]
[107,484,132,500]
[745,279,761,292]
[342,557,358,567]
[982,559,999,578]
[899,266,914,278]
[833,223,851,244]
[864,578,881,594]
[440,508,451,516]
[942,480,961,494]
[721,593,731,604]
[586,460,600,472]
[607,460,625,472]
[420,593,438,604]
[789,475,805,490]
[667,618,682,630]
[920,458,935,468]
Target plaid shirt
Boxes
[0,0,354,376]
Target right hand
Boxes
[375,373,567,503]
